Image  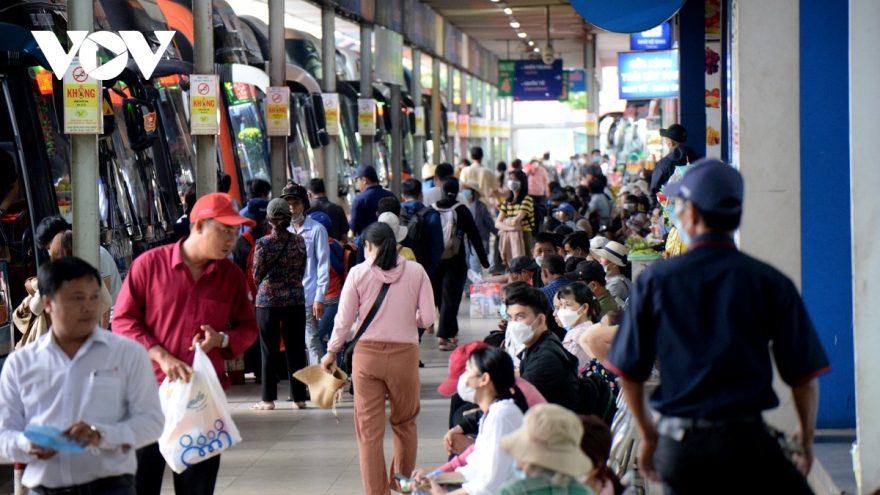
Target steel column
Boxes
[321,6,339,201]
[411,49,423,179]
[360,24,373,166]
[269,0,286,197]
[193,0,216,199]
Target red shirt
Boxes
[113,239,259,389]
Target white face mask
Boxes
[292,212,305,225]
[556,307,583,328]
[508,181,521,192]
[457,373,477,403]
[534,255,544,267]
[507,318,537,350]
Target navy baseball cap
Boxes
[348,164,378,180]
[508,256,539,273]
[553,202,576,217]
[664,158,744,216]
[564,260,605,283]
[659,124,688,143]
[243,198,268,222]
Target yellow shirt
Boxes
[398,245,417,262]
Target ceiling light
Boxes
[491,0,500,2]
[509,21,520,28]
[528,40,534,46]
[503,8,513,14]
[517,32,527,38]
[534,47,540,52]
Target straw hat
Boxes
[292,365,348,409]
[422,163,437,180]
[500,404,593,478]
[589,240,628,267]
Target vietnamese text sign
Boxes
[63,57,102,134]
[374,28,404,86]
[513,60,563,101]
[446,112,457,138]
[618,50,679,99]
[413,106,425,136]
[568,69,587,93]
[265,87,290,136]
[321,93,340,136]
[190,74,219,135]
[498,60,515,97]
[630,22,672,50]
[358,98,376,135]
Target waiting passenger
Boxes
[555,283,600,372]
[579,415,624,495]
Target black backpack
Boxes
[399,205,434,266]
[548,343,617,425]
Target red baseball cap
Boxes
[437,341,490,396]
[189,193,255,228]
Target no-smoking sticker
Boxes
[271,92,283,103]
[197,82,210,95]
[72,67,88,82]
[265,86,290,137]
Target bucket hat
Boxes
[292,365,348,409]
[500,403,594,478]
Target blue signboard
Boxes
[618,50,679,99]
[513,60,563,101]
[570,0,684,33]
[568,69,586,92]
[630,22,672,50]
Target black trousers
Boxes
[136,442,220,495]
[653,423,813,495]
[434,254,467,340]
[256,305,308,402]
[531,195,547,232]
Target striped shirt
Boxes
[500,195,535,232]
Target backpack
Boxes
[547,341,618,425]
[432,203,462,260]
[241,231,257,297]
[399,205,434,266]
[342,241,358,279]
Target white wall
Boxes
[849,0,880,491]
[732,0,801,433]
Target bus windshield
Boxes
[155,75,195,197]
[224,82,270,186]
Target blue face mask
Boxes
[500,303,509,320]
[593,155,601,163]
[512,464,527,480]
[672,217,692,247]
[462,189,474,200]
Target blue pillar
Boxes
[800,0,854,428]
[677,0,705,157]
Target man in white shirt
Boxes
[423,163,468,206]
[0,257,163,494]
[458,147,495,208]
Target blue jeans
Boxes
[317,302,339,356]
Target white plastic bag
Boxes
[157,346,242,473]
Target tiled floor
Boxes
[157,304,494,495]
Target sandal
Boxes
[250,402,275,410]
[438,338,458,351]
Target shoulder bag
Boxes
[341,282,391,374]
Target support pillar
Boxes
[69,0,99,267]
[411,49,424,179]
[390,83,402,196]
[446,64,455,164]
[360,24,373,167]
[431,57,441,167]
[850,0,880,490]
[585,34,598,154]
[193,0,216,200]
[321,6,338,201]
[459,72,468,161]
[268,0,286,197]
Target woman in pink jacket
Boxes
[321,222,436,495]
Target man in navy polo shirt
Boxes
[606,159,830,494]
[348,164,396,236]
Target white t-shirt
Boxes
[456,399,523,495]
[98,246,122,307]
[422,187,468,208]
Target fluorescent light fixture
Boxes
[517,32,527,38]
[528,40,535,46]
[503,7,513,14]
[509,21,520,28]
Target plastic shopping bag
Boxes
[158,346,242,473]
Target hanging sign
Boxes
[512,60,564,101]
[358,98,376,135]
[617,50,679,99]
[265,87,290,136]
[446,111,457,137]
[413,106,425,136]
[321,93,340,136]
[63,57,102,134]
[631,22,672,51]
[190,74,219,135]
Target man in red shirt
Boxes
[113,193,259,495]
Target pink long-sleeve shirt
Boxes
[328,256,436,353]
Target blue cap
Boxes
[243,198,268,222]
[348,164,377,180]
[309,211,333,234]
[664,158,744,216]
[553,202,576,217]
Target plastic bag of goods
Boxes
[469,283,501,318]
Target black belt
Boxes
[658,415,762,435]
[34,474,135,495]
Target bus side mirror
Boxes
[122,98,159,151]
[310,94,330,147]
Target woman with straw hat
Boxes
[495,404,595,495]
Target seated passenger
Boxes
[506,286,581,413]
[565,261,620,317]
[579,415,624,495]
[589,241,631,303]
[555,283,600,372]
[413,347,527,495]
[496,404,595,495]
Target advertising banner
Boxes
[498,60,515,97]
[375,28,404,85]
[190,74,219,135]
[446,112,457,138]
[321,93,340,136]
[63,57,102,134]
[630,22,672,51]
[265,87,290,136]
[512,59,563,101]
[617,50,679,99]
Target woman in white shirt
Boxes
[413,347,527,495]
[554,283,600,373]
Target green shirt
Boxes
[497,475,596,495]
[596,291,619,317]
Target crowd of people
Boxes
[0,122,831,495]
